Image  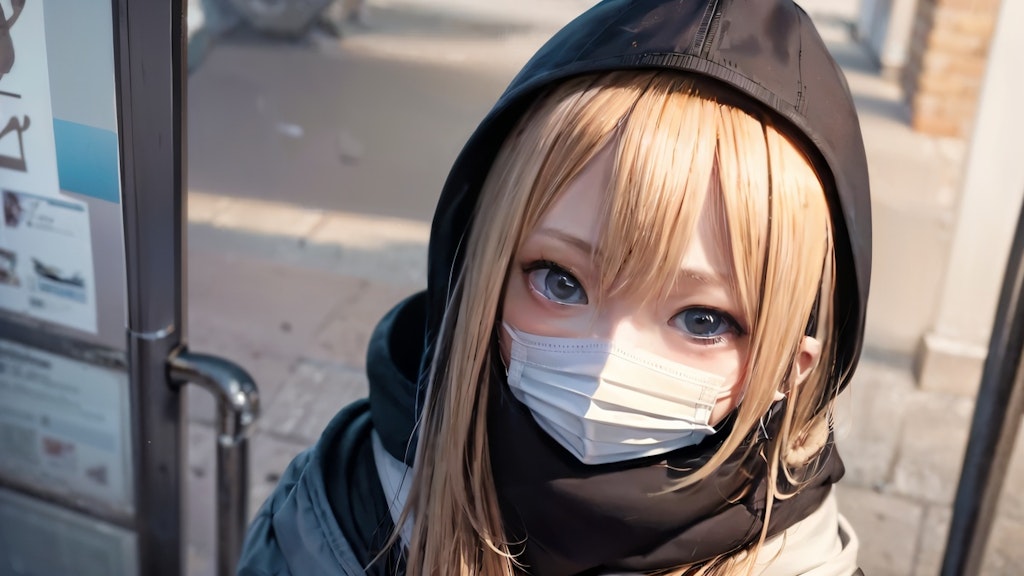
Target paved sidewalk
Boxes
[183,1,1024,574]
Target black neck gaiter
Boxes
[487,374,844,575]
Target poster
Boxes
[0,488,137,576]
[0,339,133,513]
[0,0,98,333]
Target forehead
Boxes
[535,147,613,250]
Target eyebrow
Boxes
[679,268,726,285]
[535,227,597,255]
[535,227,731,286]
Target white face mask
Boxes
[502,323,730,465]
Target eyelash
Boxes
[522,260,588,305]
[671,307,745,346]
[523,260,572,276]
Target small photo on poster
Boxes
[0,189,97,333]
[0,247,18,287]
[4,189,24,226]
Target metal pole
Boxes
[115,0,189,574]
[169,350,260,576]
[940,203,1024,575]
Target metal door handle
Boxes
[168,349,260,576]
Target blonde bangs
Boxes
[516,75,757,313]
[599,75,719,303]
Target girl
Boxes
[238,0,871,574]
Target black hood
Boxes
[425,0,871,396]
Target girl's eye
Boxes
[525,262,588,305]
[670,307,739,341]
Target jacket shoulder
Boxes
[236,447,311,576]
[236,400,373,576]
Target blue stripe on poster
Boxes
[52,119,121,204]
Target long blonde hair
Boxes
[397,71,838,576]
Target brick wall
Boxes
[901,0,1001,137]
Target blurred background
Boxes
[180,0,1024,574]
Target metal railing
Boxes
[941,203,1024,575]
[170,351,260,576]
